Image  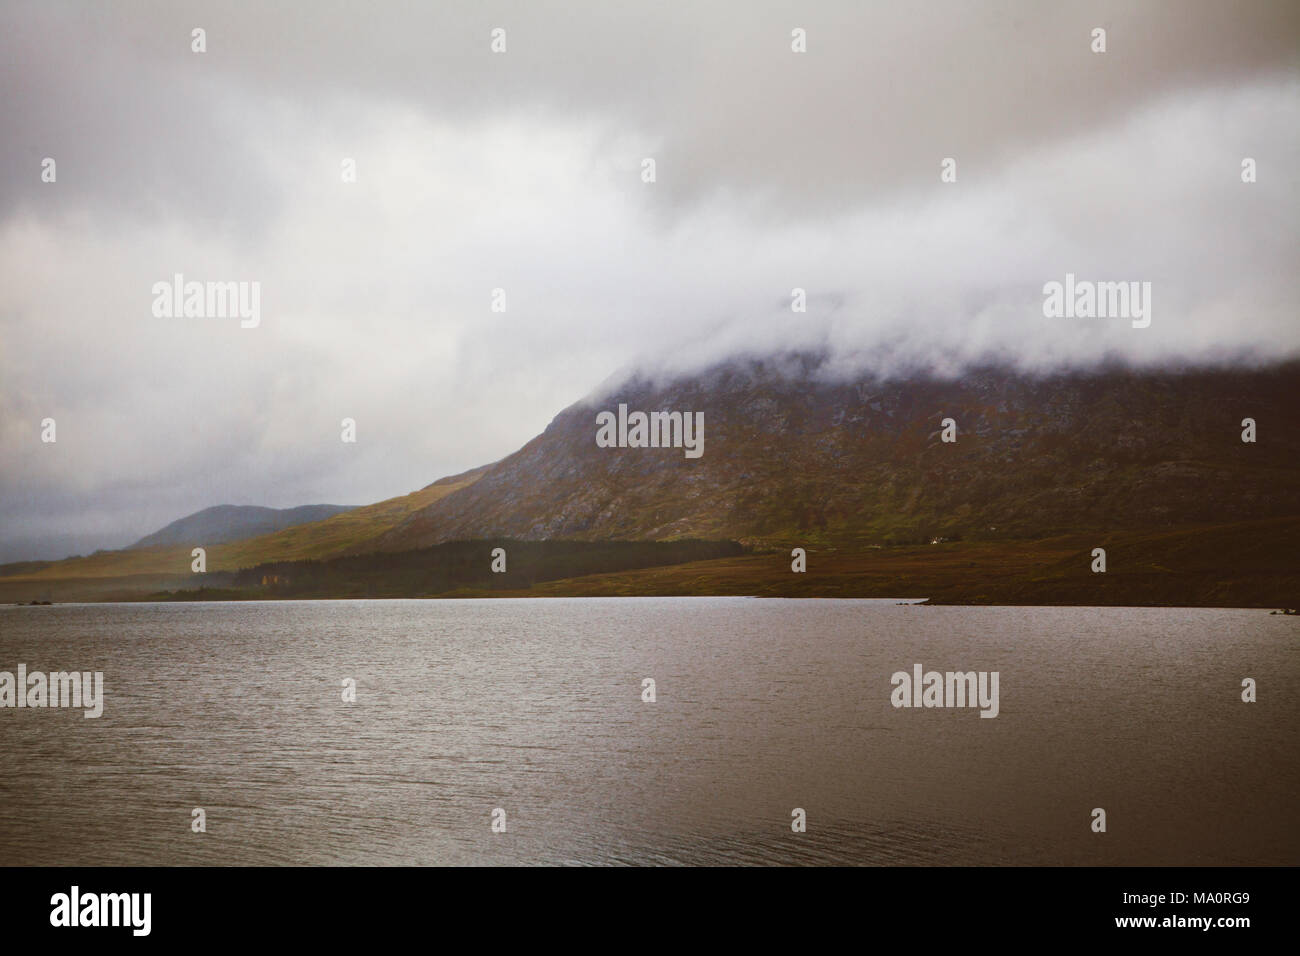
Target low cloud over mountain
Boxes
[1,2,1296,559]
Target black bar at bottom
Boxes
[0,865,1287,942]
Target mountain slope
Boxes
[129,504,356,549]
[2,466,490,581]
[373,356,1300,551]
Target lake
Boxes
[1,598,1295,865]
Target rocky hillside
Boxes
[371,356,1300,551]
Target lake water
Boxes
[0,598,1295,866]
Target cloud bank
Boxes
[1,0,1296,559]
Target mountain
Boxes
[0,467,490,586]
[0,468,491,598]
[4,356,1297,606]
[128,504,357,550]
[372,355,1300,551]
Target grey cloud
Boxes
[0,0,1296,559]
[4,1,1297,224]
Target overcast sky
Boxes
[1,0,1297,561]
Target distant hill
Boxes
[128,504,357,550]
[0,466,490,583]
[373,355,1300,551]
